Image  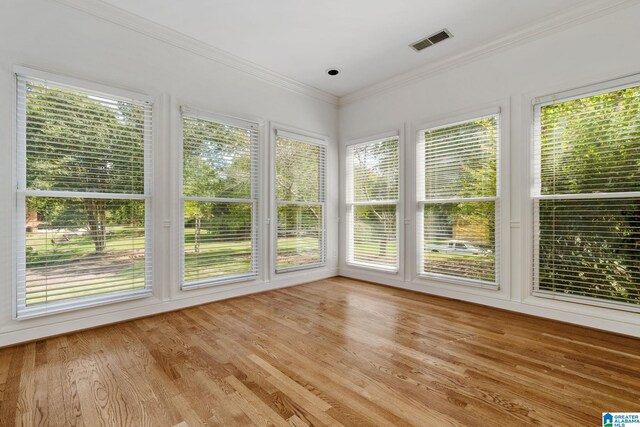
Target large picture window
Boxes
[346,136,399,271]
[16,72,153,317]
[417,114,499,286]
[274,130,326,272]
[533,79,640,309]
[181,111,259,288]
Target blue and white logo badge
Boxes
[603,413,640,427]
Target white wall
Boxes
[0,0,339,346]
[338,3,640,337]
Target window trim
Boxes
[271,125,328,274]
[178,106,261,289]
[415,110,501,289]
[533,73,640,108]
[531,74,640,313]
[345,131,401,273]
[14,66,154,104]
[14,67,155,319]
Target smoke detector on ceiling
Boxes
[410,29,453,52]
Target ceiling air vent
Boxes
[410,29,452,52]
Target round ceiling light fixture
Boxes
[326,68,340,76]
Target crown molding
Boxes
[50,0,639,109]
[339,0,640,107]
[52,0,339,106]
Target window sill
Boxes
[276,262,327,274]
[16,288,153,320]
[532,290,640,314]
[417,272,499,290]
[182,273,259,291]
[346,261,399,274]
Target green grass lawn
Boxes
[183,236,253,282]
[184,232,323,279]
[25,227,498,305]
[351,239,397,266]
[26,226,145,266]
[26,227,325,304]
[276,235,322,269]
[25,226,146,305]
[26,264,145,305]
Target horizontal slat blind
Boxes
[534,83,640,309]
[347,137,399,270]
[16,75,152,317]
[350,138,399,203]
[352,204,397,267]
[418,115,499,286]
[421,117,497,199]
[182,114,258,287]
[275,135,326,271]
[18,77,150,195]
[22,198,147,306]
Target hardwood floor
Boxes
[1,277,639,426]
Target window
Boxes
[181,110,259,288]
[274,130,326,272]
[16,72,153,317]
[417,114,499,286]
[533,79,640,309]
[346,136,399,270]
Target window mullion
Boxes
[183,196,254,203]
[22,190,148,200]
[422,196,498,204]
[534,191,640,201]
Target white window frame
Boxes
[415,109,502,289]
[178,106,260,289]
[531,74,640,312]
[272,126,328,274]
[14,66,155,319]
[345,130,401,273]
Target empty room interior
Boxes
[1,0,640,425]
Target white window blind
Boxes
[181,111,259,287]
[275,131,326,272]
[16,74,153,318]
[533,80,640,310]
[418,114,499,286]
[346,136,399,270]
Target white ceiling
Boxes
[101,0,593,97]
